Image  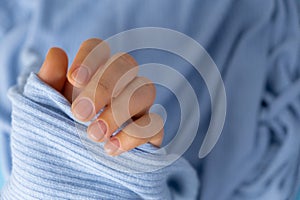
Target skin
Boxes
[37,39,164,156]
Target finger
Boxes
[38,47,68,92]
[67,38,110,88]
[87,76,156,142]
[71,53,138,122]
[104,113,164,156]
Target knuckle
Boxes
[111,52,138,67]
[80,38,110,56]
[149,113,164,127]
[81,38,103,47]
[97,79,111,95]
[136,76,156,100]
[121,53,138,66]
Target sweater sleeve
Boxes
[0,73,199,200]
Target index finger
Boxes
[67,38,110,88]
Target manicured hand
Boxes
[38,39,164,156]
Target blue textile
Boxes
[1,73,198,199]
[0,0,300,199]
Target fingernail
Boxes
[71,66,89,85]
[88,120,107,141]
[73,98,94,121]
[104,138,120,155]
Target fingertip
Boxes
[104,137,122,156]
[87,120,107,142]
[38,47,68,91]
[52,47,68,65]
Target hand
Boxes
[37,38,164,156]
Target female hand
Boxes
[38,38,164,156]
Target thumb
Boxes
[38,47,68,92]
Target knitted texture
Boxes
[1,73,199,200]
